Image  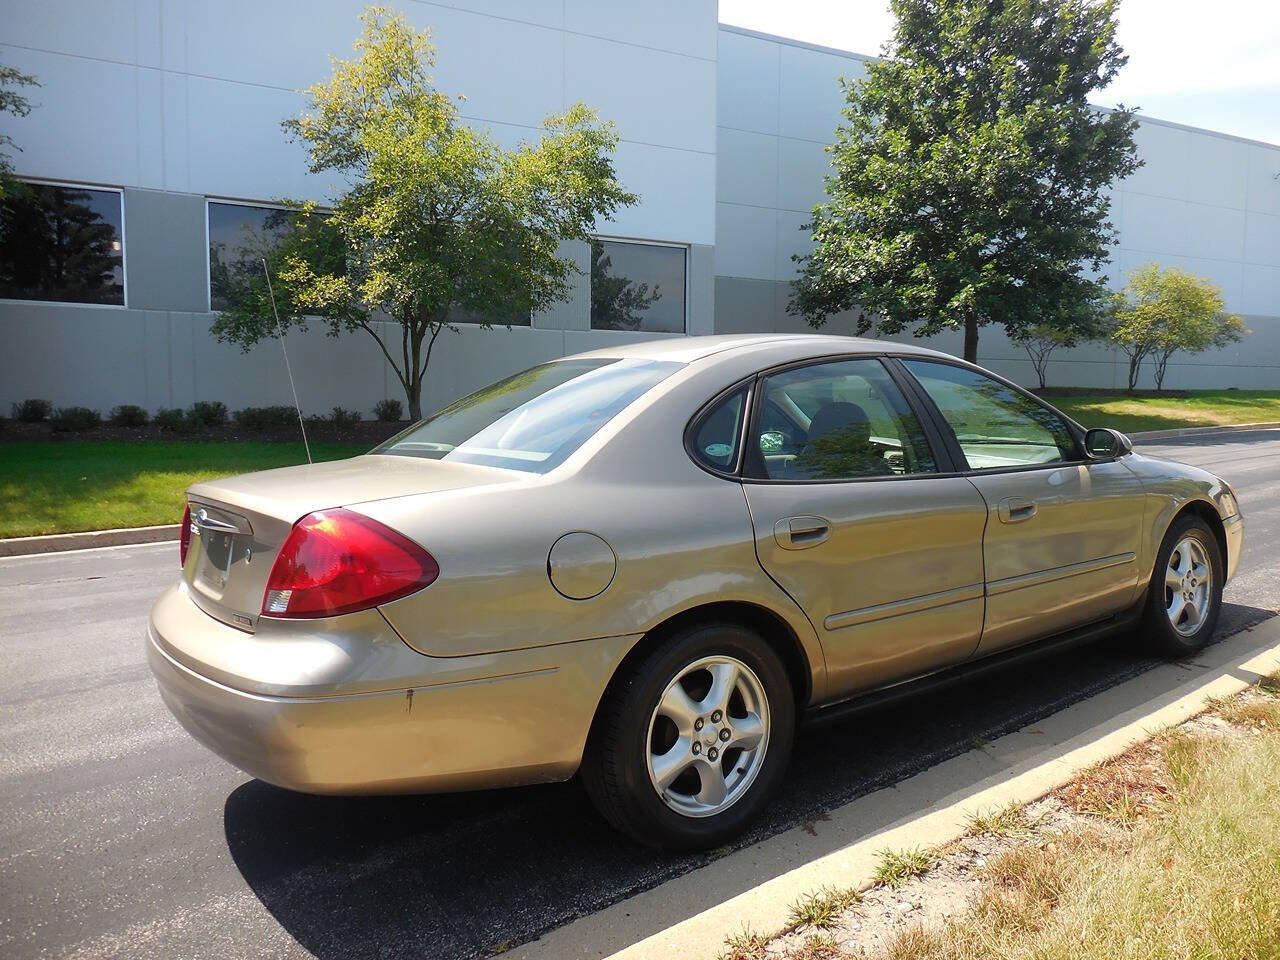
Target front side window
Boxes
[902,360,1077,470]
[748,358,937,481]
[0,182,124,304]
[590,238,686,333]
[375,358,681,473]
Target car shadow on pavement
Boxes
[224,601,1275,960]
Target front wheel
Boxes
[582,622,796,851]
[1142,515,1224,658]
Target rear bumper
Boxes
[1224,512,1244,584]
[147,584,639,794]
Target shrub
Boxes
[154,407,195,433]
[188,400,228,427]
[109,404,150,427]
[330,406,362,428]
[234,405,298,430]
[12,398,52,422]
[50,406,101,432]
[373,398,403,422]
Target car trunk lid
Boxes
[181,454,515,631]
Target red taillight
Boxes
[260,509,439,619]
[179,504,192,568]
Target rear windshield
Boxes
[374,358,681,473]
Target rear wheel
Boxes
[1142,515,1224,658]
[582,621,795,851]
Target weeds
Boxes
[785,886,859,931]
[874,847,934,888]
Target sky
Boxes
[718,0,1280,146]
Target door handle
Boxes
[997,497,1037,524]
[774,516,830,549]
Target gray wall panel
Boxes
[123,189,210,313]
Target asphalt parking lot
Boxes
[2,430,1277,960]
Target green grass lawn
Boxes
[0,441,367,539]
[1041,390,1280,434]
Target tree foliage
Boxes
[1109,263,1247,391]
[211,7,637,418]
[0,64,39,200]
[790,0,1141,362]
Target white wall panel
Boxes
[775,211,812,281]
[604,141,714,246]
[716,128,778,208]
[436,0,563,30]
[717,30,779,135]
[1245,212,1280,267]
[1119,191,1245,262]
[185,78,327,202]
[778,44,862,143]
[715,202,775,280]
[0,45,141,187]
[428,7,566,130]
[1247,145,1280,216]
[564,0,716,60]
[1122,119,1250,211]
[183,0,359,90]
[777,136,830,212]
[159,70,191,192]
[1242,263,1280,317]
[564,33,715,154]
[2,0,155,68]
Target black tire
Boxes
[582,621,796,851]
[1141,514,1224,658]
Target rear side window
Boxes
[689,387,747,473]
[376,358,681,473]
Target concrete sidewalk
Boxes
[513,615,1280,960]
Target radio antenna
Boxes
[261,258,312,464]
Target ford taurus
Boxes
[147,335,1243,849]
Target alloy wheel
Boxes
[644,656,770,818]
[1165,536,1212,636]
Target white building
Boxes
[1,1,1276,418]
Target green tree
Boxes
[211,7,636,418]
[1009,301,1107,389]
[790,0,1141,363]
[1110,263,1247,392]
[0,64,38,200]
[589,239,661,331]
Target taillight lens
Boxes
[261,509,439,619]
[179,504,192,568]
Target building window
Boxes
[590,238,686,333]
[208,200,320,311]
[0,181,125,305]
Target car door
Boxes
[898,359,1147,656]
[741,356,989,699]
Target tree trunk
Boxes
[1127,353,1142,393]
[963,315,979,363]
[406,377,423,420]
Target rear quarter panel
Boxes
[362,350,828,701]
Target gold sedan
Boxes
[147,335,1243,850]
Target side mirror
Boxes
[1084,427,1133,460]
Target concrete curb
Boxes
[1130,420,1280,441]
[0,524,180,558]
[512,616,1280,960]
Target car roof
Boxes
[566,333,955,365]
